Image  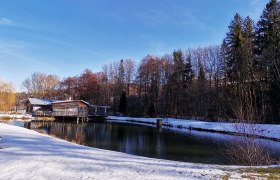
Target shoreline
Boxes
[0,123,235,179]
[3,115,280,141]
[107,116,280,142]
[0,114,55,121]
[0,123,279,179]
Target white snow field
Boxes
[0,123,256,180]
[107,116,280,140]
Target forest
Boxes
[17,0,280,124]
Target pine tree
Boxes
[173,49,185,85]
[224,13,244,84]
[148,103,155,118]
[119,91,127,115]
[221,40,229,86]
[171,49,185,117]
[197,60,206,89]
[223,14,259,121]
[118,59,125,85]
[183,55,194,88]
[256,0,280,122]
[242,16,255,83]
[256,0,280,84]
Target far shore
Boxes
[107,116,280,142]
[2,114,280,141]
[0,113,55,121]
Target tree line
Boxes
[21,0,280,123]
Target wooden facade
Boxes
[26,98,54,117]
[24,98,110,120]
[52,100,89,118]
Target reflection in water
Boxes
[25,120,229,164]
[4,120,280,165]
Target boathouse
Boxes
[24,98,110,119]
[52,100,90,119]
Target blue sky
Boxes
[0,0,268,91]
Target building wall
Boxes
[52,102,88,117]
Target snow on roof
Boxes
[51,100,90,106]
[28,98,57,106]
[28,98,91,106]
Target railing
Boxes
[88,106,110,117]
[34,110,52,117]
[52,110,88,117]
[33,106,109,118]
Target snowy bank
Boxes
[0,123,257,180]
[107,116,280,141]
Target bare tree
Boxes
[0,80,16,112]
[123,59,136,95]
[22,72,60,99]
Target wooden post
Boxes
[156,119,163,128]
[77,117,79,124]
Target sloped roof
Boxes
[52,100,90,106]
[28,98,57,106]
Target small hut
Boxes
[27,98,56,116]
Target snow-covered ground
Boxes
[0,122,269,180]
[107,116,280,141]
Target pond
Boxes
[3,120,280,165]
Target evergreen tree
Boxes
[221,40,229,86]
[183,55,194,88]
[224,13,244,84]
[171,49,185,117]
[256,0,280,54]
[197,60,206,89]
[224,14,259,121]
[242,16,255,83]
[196,60,207,117]
[256,0,280,122]
[148,103,155,118]
[118,59,125,85]
[173,49,185,85]
[119,91,127,115]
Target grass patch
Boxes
[239,167,280,180]
[0,116,12,120]
[221,173,231,180]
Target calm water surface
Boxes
[4,120,280,165]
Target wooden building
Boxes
[26,98,56,117]
[23,98,110,121]
[52,100,90,119]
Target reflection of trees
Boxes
[29,121,154,156]
[27,121,255,164]
[30,121,88,145]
